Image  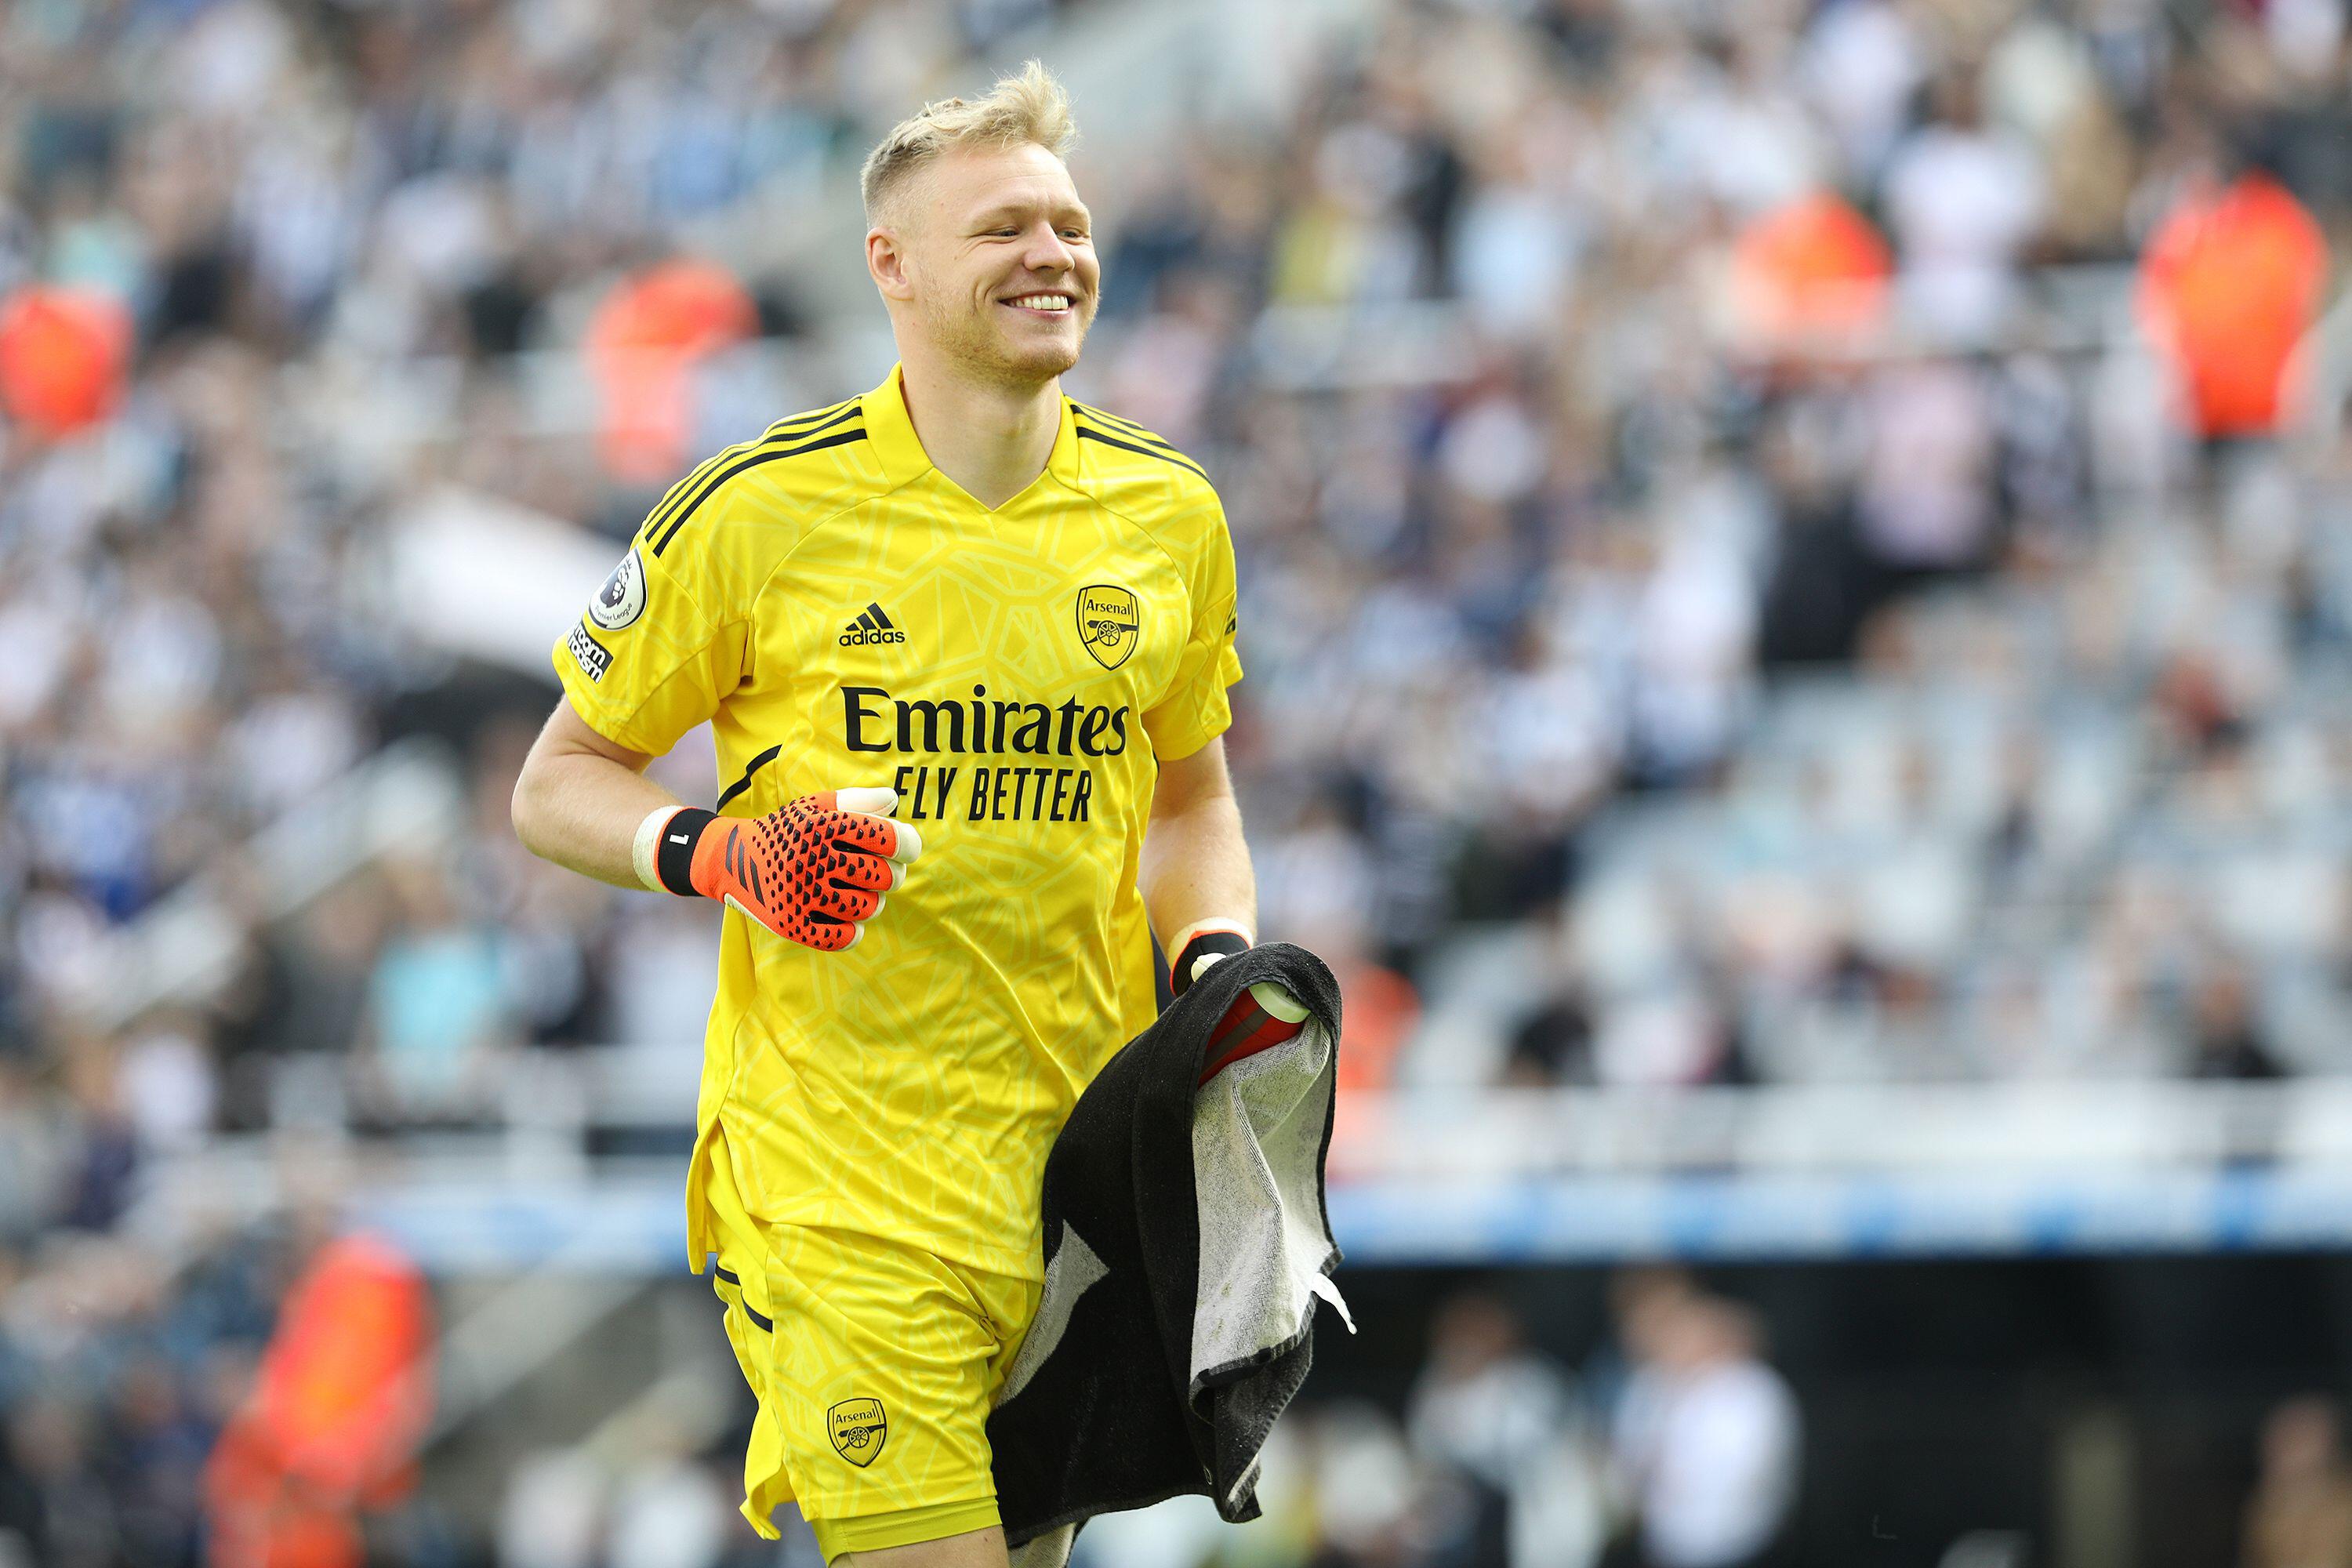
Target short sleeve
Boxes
[1140,493,1244,761]
[552,526,746,757]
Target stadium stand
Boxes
[4,0,2352,1563]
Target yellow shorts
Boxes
[699,1129,1042,1562]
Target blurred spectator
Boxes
[0,1058,62,1246]
[1880,70,2043,348]
[352,857,510,1127]
[2189,959,2284,1081]
[215,875,390,1127]
[1724,192,1891,357]
[205,1232,433,1568]
[2241,1397,2352,1568]
[0,287,131,437]
[1608,1290,1798,1568]
[1308,1401,1431,1566]
[498,1448,604,1568]
[53,1044,137,1232]
[603,1448,732,1568]
[1504,978,1595,1087]
[1408,1293,1607,1568]
[586,259,758,486]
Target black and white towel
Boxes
[988,942,1350,1566]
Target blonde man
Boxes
[512,62,1258,1567]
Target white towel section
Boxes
[997,1221,1109,1410]
[1189,1011,1352,1391]
[1006,1522,1076,1568]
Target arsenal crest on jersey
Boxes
[1075,584,1139,670]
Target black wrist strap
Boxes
[656,808,717,896]
[1171,930,1252,996]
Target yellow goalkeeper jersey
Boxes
[552,365,1243,1279]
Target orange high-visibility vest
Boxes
[1726,192,1893,350]
[205,1233,434,1568]
[0,286,132,437]
[2137,174,2328,437]
[586,259,759,484]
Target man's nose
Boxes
[1021,223,1076,274]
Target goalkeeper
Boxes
[511,61,1262,1568]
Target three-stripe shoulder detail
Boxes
[766,396,860,437]
[640,400,858,538]
[644,402,871,557]
[1069,402,1210,481]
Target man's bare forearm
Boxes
[1140,789,1257,958]
[514,752,678,888]
[511,700,676,891]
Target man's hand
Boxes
[643,787,923,951]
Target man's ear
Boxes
[868,227,914,302]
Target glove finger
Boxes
[798,790,922,863]
[822,808,922,864]
[825,851,902,893]
[760,804,881,876]
[814,883,883,923]
[800,788,889,814]
[793,913,860,953]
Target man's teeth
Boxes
[1006,294,1071,311]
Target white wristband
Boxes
[632,805,685,893]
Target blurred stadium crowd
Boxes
[2,0,2351,1561]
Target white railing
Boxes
[1324,1079,2352,1182]
[88,739,466,1030]
[204,1058,2352,1181]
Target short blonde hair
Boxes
[860,60,1077,224]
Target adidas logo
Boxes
[840,601,908,647]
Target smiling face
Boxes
[869,140,1100,390]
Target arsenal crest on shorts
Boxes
[828,1398,887,1467]
[1075,584,1139,670]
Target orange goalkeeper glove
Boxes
[636,786,922,951]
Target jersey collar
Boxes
[861,362,1083,501]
